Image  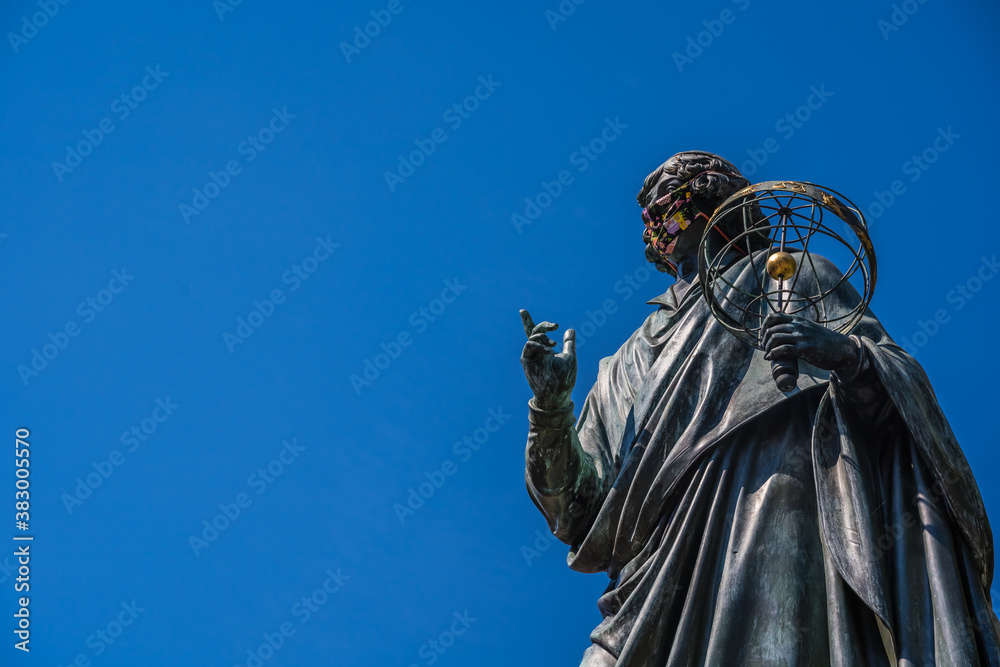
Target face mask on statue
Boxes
[641,182,710,274]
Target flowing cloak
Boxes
[525,253,1000,666]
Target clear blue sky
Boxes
[2,0,999,664]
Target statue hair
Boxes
[636,151,748,208]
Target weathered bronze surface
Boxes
[519,151,1000,665]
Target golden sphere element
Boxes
[766,251,797,280]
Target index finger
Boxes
[520,309,536,338]
[562,328,576,358]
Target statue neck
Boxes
[671,229,740,288]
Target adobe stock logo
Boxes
[233,568,349,667]
[7,0,71,54]
[672,0,751,73]
[897,255,998,355]
[407,611,477,667]
[214,0,243,20]
[861,127,959,223]
[350,278,467,394]
[545,0,587,30]
[223,236,340,353]
[511,117,627,234]
[340,0,412,63]
[877,0,930,40]
[573,264,653,350]
[188,438,306,556]
[737,85,834,178]
[393,407,510,524]
[521,528,559,566]
[384,76,502,192]
[17,268,134,386]
[62,397,179,514]
[179,107,296,224]
[58,600,145,664]
[51,65,169,182]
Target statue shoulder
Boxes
[800,252,845,279]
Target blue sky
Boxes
[1,0,999,664]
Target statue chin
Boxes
[643,245,675,276]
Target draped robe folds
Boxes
[524,253,1000,666]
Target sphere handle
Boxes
[771,357,798,392]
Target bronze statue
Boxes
[519,151,1000,665]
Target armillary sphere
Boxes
[697,180,876,392]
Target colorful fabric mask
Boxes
[641,183,709,266]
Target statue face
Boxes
[638,154,748,274]
[642,179,715,273]
[639,171,685,274]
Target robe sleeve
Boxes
[858,336,994,585]
[524,397,613,544]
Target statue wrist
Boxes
[832,335,868,384]
[528,399,576,430]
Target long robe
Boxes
[525,253,1000,666]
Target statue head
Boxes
[636,151,758,277]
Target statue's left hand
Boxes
[761,313,860,372]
